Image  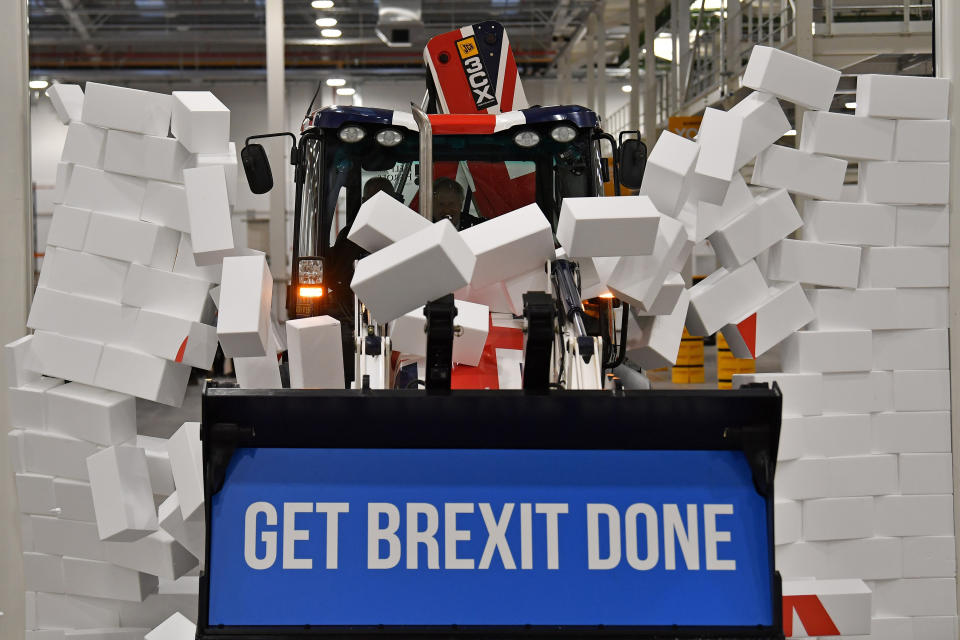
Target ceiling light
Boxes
[29,79,49,90]
[311,0,334,7]
[621,84,632,93]
[844,101,857,110]
[315,17,337,27]
[336,87,356,96]
[320,28,342,37]
[326,78,346,87]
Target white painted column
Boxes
[595,2,606,120]
[266,0,288,318]
[586,13,597,112]
[644,0,658,146]
[934,0,960,610]
[629,0,640,131]
[0,1,31,636]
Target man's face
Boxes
[435,190,462,225]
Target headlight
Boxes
[375,128,403,147]
[339,125,366,143]
[513,130,540,148]
[298,259,323,285]
[550,124,577,143]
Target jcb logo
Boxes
[455,36,498,110]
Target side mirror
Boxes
[618,138,647,191]
[241,143,274,194]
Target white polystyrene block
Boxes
[28,331,103,386]
[732,372,822,417]
[48,204,92,251]
[30,515,104,562]
[860,161,950,205]
[144,135,191,184]
[53,161,73,205]
[64,630,152,640]
[172,234,221,283]
[463,204,554,287]
[46,83,84,124]
[711,188,801,268]
[138,434,175,497]
[775,541,826,577]
[902,535,955,577]
[22,426,99,481]
[53,478,96,522]
[896,205,948,247]
[64,165,147,218]
[82,82,172,136]
[873,369,895,413]
[873,411,951,454]
[856,74,950,120]
[766,239,861,288]
[781,330,871,373]
[8,376,64,429]
[776,418,805,461]
[596,215,686,311]
[687,172,755,242]
[209,286,221,309]
[171,91,230,154]
[803,497,874,541]
[801,200,895,246]
[94,345,192,407]
[347,190,431,252]
[83,212,180,269]
[46,382,136,446]
[452,299,489,366]
[28,287,138,348]
[873,329,948,370]
[131,309,217,370]
[234,331,282,390]
[62,556,157,602]
[168,422,204,522]
[286,315,345,388]
[389,308,428,357]
[775,458,830,500]
[503,266,549,315]
[800,111,895,160]
[158,492,205,562]
[61,122,107,168]
[638,131,699,215]
[876,495,954,537]
[146,612,197,640]
[625,288,690,370]
[141,180,190,233]
[217,254,272,357]
[803,414,871,458]
[828,454,898,497]
[751,145,847,200]
[183,165,236,265]
[87,445,157,542]
[40,246,129,303]
[351,220,476,323]
[816,537,902,581]
[742,45,841,110]
[36,592,121,630]
[123,263,213,323]
[24,551,64,593]
[895,119,950,161]
[692,108,741,204]
[900,453,953,495]
[686,260,768,336]
[913,616,959,639]
[819,372,876,414]
[893,369,950,411]
[805,288,896,331]
[16,473,57,515]
[721,282,813,359]
[873,578,957,618]
[103,130,147,177]
[4,335,41,388]
[729,91,791,169]
[775,499,802,545]
[192,141,239,205]
[456,281,512,314]
[633,270,685,317]
[105,529,198,581]
[860,247,948,288]
[782,579,872,637]
[556,196,660,257]
[7,429,26,474]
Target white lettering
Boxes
[478,503,516,570]
[664,504,700,570]
[520,502,533,570]
[624,503,658,571]
[244,502,277,570]
[282,502,313,569]
[444,503,475,569]
[536,503,568,570]
[704,504,736,570]
[587,503,620,570]
[315,502,349,569]
[406,503,440,569]
[368,503,401,569]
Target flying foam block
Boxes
[217,254,272,358]
[728,91,791,169]
[62,556,158,602]
[146,612,197,640]
[286,315,345,389]
[710,188,801,269]
[638,131,699,216]
[123,263,213,323]
[351,219,476,323]
[81,82,172,137]
[45,382,136,447]
[183,165,236,266]
[131,309,218,370]
[765,239,861,289]
[626,289,690,370]
[686,260,769,337]
[389,299,490,367]
[82,212,180,270]
[782,579,871,637]
[46,83,84,124]
[168,422,204,522]
[556,196,660,257]
[692,108,741,205]
[94,345,192,407]
[64,165,147,218]
[800,111,895,161]
[461,203,554,288]
[742,45,841,111]
[348,191,431,253]
[87,445,158,542]
[751,145,847,200]
[61,121,107,169]
[171,91,230,154]
[801,201,896,246]
[720,282,814,359]
[234,332,283,390]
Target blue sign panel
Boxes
[208,448,771,627]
